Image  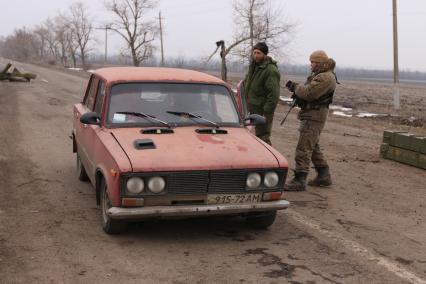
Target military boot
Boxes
[308,166,332,187]
[284,171,307,191]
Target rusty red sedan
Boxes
[72,67,289,234]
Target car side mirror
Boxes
[244,114,266,126]
[80,112,101,126]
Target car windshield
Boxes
[107,83,240,127]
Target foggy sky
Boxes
[1,0,426,71]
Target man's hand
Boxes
[285,80,296,92]
[290,93,305,108]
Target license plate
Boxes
[208,193,262,205]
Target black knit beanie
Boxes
[253,42,269,55]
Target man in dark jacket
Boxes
[284,50,337,191]
[245,42,281,145]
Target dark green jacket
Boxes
[245,57,281,114]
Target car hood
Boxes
[109,127,283,172]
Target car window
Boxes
[94,80,106,114]
[84,77,98,111]
[107,83,240,127]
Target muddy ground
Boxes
[0,58,425,283]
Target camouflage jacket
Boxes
[294,64,337,122]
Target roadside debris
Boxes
[0,63,37,82]
[344,132,362,138]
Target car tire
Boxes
[76,153,89,182]
[100,178,127,234]
[246,210,277,230]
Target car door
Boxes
[74,75,100,182]
[234,80,248,119]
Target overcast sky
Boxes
[1,0,426,71]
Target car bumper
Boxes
[107,200,290,220]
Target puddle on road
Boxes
[280,98,385,119]
[333,111,353,117]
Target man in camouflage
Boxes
[284,50,337,191]
[245,42,281,145]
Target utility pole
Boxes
[96,25,112,65]
[392,0,400,109]
[159,11,165,66]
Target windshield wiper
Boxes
[167,110,220,128]
[116,111,171,128]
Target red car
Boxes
[72,67,289,234]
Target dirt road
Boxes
[1,59,425,283]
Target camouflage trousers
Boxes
[248,104,275,145]
[295,119,328,172]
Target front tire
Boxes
[76,153,89,182]
[246,211,277,230]
[100,178,127,234]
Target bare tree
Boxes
[0,28,38,61]
[233,0,295,61]
[65,27,80,68]
[33,25,49,60]
[106,0,158,66]
[42,18,61,62]
[68,2,93,68]
[206,39,251,81]
[207,0,295,81]
[54,15,72,66]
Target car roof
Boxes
[94,67,226,85]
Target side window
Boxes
[214,94,239,122]
[84,77,99,111]
[94,81,106,114]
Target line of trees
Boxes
[0,0,293,75]
[0,2,92,68]
[0,0,159,69]
[1,0,425,81]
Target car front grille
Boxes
[166,169,285,195]
[208,170,247,193]
[121,169,286,196]
[167,172,209,194]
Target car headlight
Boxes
[126,177,144,194]
[148,176,166,193]
[264,172,279,188]
[246,173,261,189]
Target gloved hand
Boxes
[291,93,305,107]
[285,80,296,92]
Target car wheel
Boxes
[76,153,89,182]
[246,211,277,230]
[100,178,127,234]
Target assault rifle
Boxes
[279,96,297,126]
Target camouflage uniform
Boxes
[284,51,337,191]
[294,67,336,172]
[245,57,281,145]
